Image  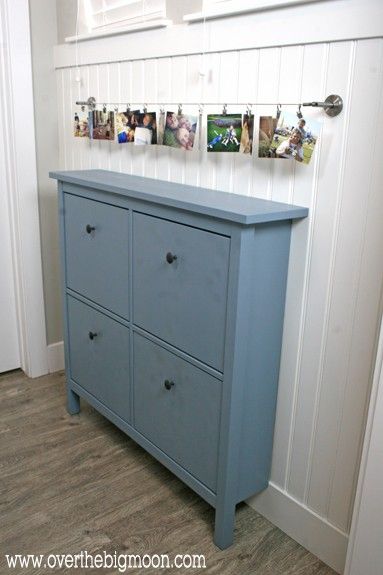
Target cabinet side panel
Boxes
[238,221,292,502]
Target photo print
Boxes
[163,112,198,151]
[89,110,115,141]
[207,114,242,152]
[240,114,254,154]
[258,116,278,158]
[267,111,320,164]
[74,110,89,138]
[116,110,157,145]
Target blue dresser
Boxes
[50,169,308,548]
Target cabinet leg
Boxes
[67,387,80,415]
[214,502,236,549]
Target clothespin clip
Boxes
[276,104,282,120]
[222,104,227,116]
[296,104,303,119]
[178,103,182,116]
[143,104,148,113]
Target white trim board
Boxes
[1,0,48,378]
[54,0,383,69]
[248,482,348,574]
[47,341,65,374]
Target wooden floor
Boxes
[1,370,336,574]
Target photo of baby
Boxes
[116,111,157,145]
[73,111,89,138]
[89,110,115,141]
[239,114,254,154]
[207,114,242,152]
[261,111,320,164]
[163,112,198,150]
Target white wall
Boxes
[29,0,62,346]
[53,1,383,571]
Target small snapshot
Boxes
[73,111,89,137]
[207,114,242,152]
[240,114,254,154]
[116,111,157,145]
[90,110,115,141]
[163,112,198,150]
[258,116,278,158]
[267,111,320,164]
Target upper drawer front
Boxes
[133,213,230,371]
[64,193,130,319]
[67,295,130,422]
[134,333,221,492]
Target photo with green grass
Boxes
[259,111,320,165]
[207,114,242,152]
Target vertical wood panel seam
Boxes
[268,47,282,201]
[304,40,357,507]
[284,42,330,493]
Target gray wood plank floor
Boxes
[1,370,337,574]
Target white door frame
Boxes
[344,313,383,575]
[0,0,48,378]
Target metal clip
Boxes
[198,104,204,116]
[126,104,131,113]
[276,104,282,120]
[178,103,182,116]
[160,105,165,115]
[246,103,252,118]
[296,104,303,119]
[222,104,227,116]
[143,104,148,113]
[81,105,85,112]
[103,104,107,113]
[114,105,118,113]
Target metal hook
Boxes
[178,103,182,116]
[222,103,227,116]
[297,104,303,119]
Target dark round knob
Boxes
[86,224,95,234]
[166,252,177,264]
[164,379,175,390]
[88,331,98,340]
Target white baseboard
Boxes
[247,482,348,574]
[47,341,65,373]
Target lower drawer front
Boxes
[67,296,130,422]
[134,334,221,492]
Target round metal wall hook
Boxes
[87,96,96,110]
[324,94,343,117]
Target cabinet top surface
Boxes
[50,169,308,225]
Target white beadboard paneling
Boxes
[307,38,383,524]
[286,41,352,503]
[271,43,327,487]
[58,32,383,571]
[328,41,383,532]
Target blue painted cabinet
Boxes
[51,169,308,549]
